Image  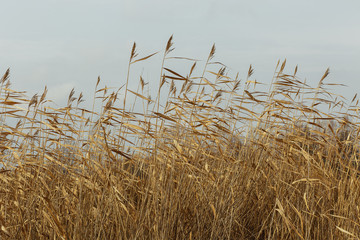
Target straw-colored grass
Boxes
[1,37,360,239]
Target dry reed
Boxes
[0,37,360,239]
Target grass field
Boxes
[1,37,360,239]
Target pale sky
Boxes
[0,0,359,107]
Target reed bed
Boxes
[1,37,360,239]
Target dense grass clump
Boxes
[1,37,360,239]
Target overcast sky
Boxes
[0,0,359,107]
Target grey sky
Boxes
[0,0,359,106]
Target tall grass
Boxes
[1,37,360,239]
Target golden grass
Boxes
[1,37,360,239]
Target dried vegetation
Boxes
[1,37,360,239]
